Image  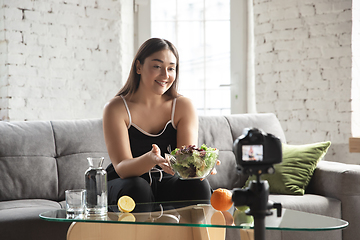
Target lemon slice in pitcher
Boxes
[118,195,135,213]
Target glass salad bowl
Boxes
[165,145,219,180]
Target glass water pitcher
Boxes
[85,157,108,216]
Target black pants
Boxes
[107,171,212,206]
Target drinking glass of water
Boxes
[65,189,86,218]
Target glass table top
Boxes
[39,200,348,231]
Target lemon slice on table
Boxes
[118,195,136,213]
[118,213,136,222]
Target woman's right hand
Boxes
[150,144,174,175]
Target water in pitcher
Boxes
[85,157,108,216]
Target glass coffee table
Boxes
[40,200,348,240]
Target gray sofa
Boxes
[0,113,359,240]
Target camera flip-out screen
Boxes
[242,145,263,161]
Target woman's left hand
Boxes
[210,160,221,175]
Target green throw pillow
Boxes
[245,141,331,195]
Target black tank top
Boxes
[106,96,177,181]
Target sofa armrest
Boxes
[307,160,360,197]
[307,160,360,240]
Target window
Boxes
[142,0,231,115]
[135,0,250,115]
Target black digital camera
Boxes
[233,128,282,176]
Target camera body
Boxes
[233,128,282,176]
[232,128,283,240]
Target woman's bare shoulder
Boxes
[175,95,194,108]
[103,96,128,122]
[104,96,123,111]
[174,95,197,122]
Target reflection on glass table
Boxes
[40,199,348,231]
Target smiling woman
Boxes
[103,38,213,206]
[116,38,180,98]
[135,49,177,96]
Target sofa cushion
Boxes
[247,141,331,195]
[206,151,245,190]
[198,116,246,189]
[0,199,62,211]
[269,194,341,218]
[266,194,343,240]
[225,113,287,143]
[51,119,111,200]
[57,153,110,200]
[51,119,109,157]
[0,199,70,240]
[0,121,56,156]
[0,156,59,201]
[0,121,59,201]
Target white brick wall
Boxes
[254,0,360,164]
[0,0,133,121]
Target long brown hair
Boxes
[116,38,180,98]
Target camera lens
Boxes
[267,167,275,174]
